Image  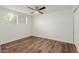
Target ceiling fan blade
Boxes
[30,12,34,14]
[27,7,35,10]
[35,6,39,9]
[39,7,46,10]
[39,11,44,14]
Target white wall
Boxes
[0,7,74,45]
[32,9,73,43]
[0,7,32,45]
[74,7,79,52]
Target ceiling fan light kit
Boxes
[35,11,39,13]
[27,6,46,14]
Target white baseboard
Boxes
[33,35,73,44]
[1,34,32,45]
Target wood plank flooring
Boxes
[0,36,78,53]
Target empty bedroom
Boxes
[0,5,79,53]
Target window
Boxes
[5,13,28,24]
[5,13,17,24]
[26,16,28,24]
[18,15,28,24]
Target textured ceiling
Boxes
[0,5,74,15]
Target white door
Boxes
[74,6,79,52]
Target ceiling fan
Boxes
[27,6,46,14]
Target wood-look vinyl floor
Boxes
[0,36,78,53]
